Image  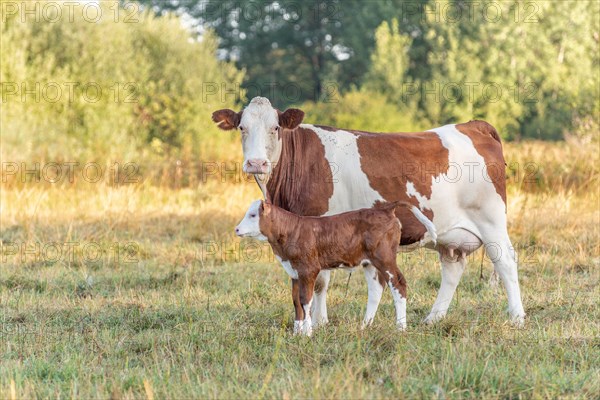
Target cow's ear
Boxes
[278,108,305,130]
[212,109,242,130]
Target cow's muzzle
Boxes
[244,159,269,174]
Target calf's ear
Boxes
[212,109,242,130]
[261,201,272,216]
[278,108,305,130]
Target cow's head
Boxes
[212,97,304,174]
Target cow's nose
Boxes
[245,159,269,174]
[247,159,268,168]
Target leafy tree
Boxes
[1,0,245,164]
[134,0,405,107]
[365,0,599,139]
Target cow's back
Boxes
[266,121,507,246]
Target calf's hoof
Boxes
[293,320,313,337]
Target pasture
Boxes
[1,141,598,398]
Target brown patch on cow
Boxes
[455,120,507,207]
[267,127,333,216]
[357,131,450,245]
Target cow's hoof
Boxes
[510,313,526,328]
[397,323,407,332]
[311,317,329,328]
[361,318,374,330]
[423,312,446,325]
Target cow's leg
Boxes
[424,252,466,324]
[481,231,526,326]
[298,277,315,336]
[311,270,330,327]
[361,264,385,329]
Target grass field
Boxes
[1,141,599,398]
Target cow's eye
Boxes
[239,126,246,132]
[250,213,256,218]
[271,126,279,133]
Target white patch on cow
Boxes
[406,181,428,209]
[239,97,280,173]
[274,255,299,280]
[235,200,267,241]
[407,124,506,242]
[307,125,385,214]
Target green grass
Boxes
[1,253,598,398]
[1,142,599,398]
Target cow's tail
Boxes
[375,200,438,244]
[408,205,437,244]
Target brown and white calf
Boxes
[214,97,526,327]
[235,200,437,336]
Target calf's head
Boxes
[212,97,304,174]
[235,200,271,241]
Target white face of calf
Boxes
[235,200,267,241]
[212,97,305,174]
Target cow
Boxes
[213,96,526,327]
[235,200,437,336]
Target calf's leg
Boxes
[382,266,408,331]
[297,277,315,336]
[361,264,385,329]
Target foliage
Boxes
[135,0,408,107]
[301,89,420,132]
[0,0,245,164]
[138,0,599,140]
[364,0,599,139]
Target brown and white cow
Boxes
[235,200,437,335]
[213,97,526,327]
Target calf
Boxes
[235,200,437,336]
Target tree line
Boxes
[1,0,598,167]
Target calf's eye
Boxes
[250,214,256,218]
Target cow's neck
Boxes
[264,127,333,216]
